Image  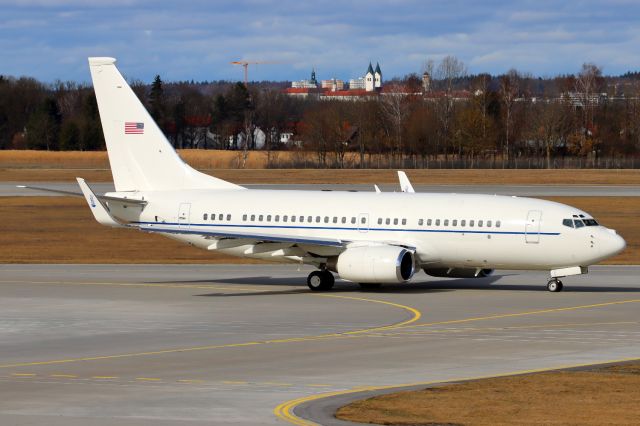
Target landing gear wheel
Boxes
[307,270,335,292]
[359,283,382,290]
[547,278,563,292]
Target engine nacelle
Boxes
[327,246,415,283]
[424,267,494,278]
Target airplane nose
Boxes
[601,230,626,258]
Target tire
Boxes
[307,270,334,291]
[547,279,563,292]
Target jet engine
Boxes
[327,245,415,283]
[423,267,494,278]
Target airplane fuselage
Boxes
[107,189,625,272]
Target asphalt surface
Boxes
[1,264,639,425]
[4,181,640,196]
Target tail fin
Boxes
[88,57,242,192]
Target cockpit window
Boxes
[583,219,599,226]
[574,219,585,228]
[562,219,574,228]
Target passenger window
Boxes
[444,219,449,226]
[283,215,288,222]
[226,214,231,221]
[418,219,424,226]
[342,217,346,224]
[351,217,356,224]
[386,218,390,225]
[299,216,304,223]
[258,215,263,221]
[308,216,313,222]
[361,217,366,224]
[574,219,585,228]
[470,220,474,227]
[291,215,296,222]
[242,214,247,221]
[217,214,221,220]
[496,220,501,228]
[275,215,280,222]
[316,216,321,222]
[393,218,398,225]
[487,220,492,227]
[436,219,440,226]
[324,216,329,223]
[427,219,432,226]
[267,215,272,222]
[461,219,466,226]
[203,213,208,220]
[250,214,255,221]
[478,220,483,227]
[402,218,407,225]
[452,219,457,226]
[562,219,574,228]
[333,217,338,223]
[378,218,383,225]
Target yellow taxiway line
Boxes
[0,294,421,369]
[273,356,640,426]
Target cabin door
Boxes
[178,203,191,229]
[525,210,542,244]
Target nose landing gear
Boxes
[547,278,563,292]
[307,270,335,291]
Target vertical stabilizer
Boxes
[88,57,242,192]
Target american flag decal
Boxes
[125,122,144,134]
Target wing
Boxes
[397,171,415,193]
[136,223,345,248]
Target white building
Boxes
[291,68,318,89]
[349,78,366,90]
[321,78,344,91]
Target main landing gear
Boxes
[547,278,564,292]
[307,270,335,292]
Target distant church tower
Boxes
[374,62,382,89]
[310,68,318,87]
[365,62,375,92]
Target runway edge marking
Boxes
[273,356,640,426]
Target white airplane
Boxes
[22,57,626,292]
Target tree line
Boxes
[1,57,640,168]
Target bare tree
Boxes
[379,83,410,166]
[433,56,467,161]
[574,63,604,162]
[500,69,520,167]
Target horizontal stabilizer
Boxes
[17,184,147,206]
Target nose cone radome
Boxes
[602,230,626,259]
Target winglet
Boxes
[374,184,381,193]
[397,171,415,193]
[76,178,124,227]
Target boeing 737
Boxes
[22,57,626,292]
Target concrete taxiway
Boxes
[3,181,640,197]
[0,264,638,425]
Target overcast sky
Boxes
[2,0,640,83]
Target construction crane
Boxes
[230,60,279,86]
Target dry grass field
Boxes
[336,362,640,426]
[0,197,261,264]
[2,150,640,184]
[0,196,637,264]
